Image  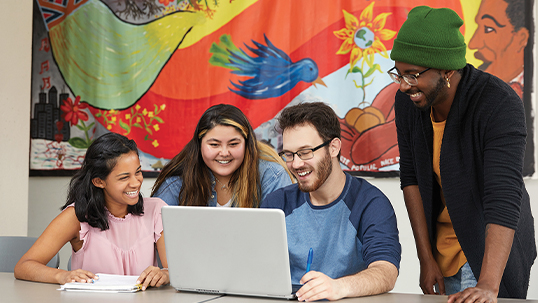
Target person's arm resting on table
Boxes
[296,260,398,301]
[296,188,401,302]
[14,207,97,284]
[448,224,514,303]
[136,231,170,290]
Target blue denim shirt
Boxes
[153,159,293,206]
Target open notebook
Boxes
[162,206,297,299]
[60,273,141,292]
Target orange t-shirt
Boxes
[431,110,467,277]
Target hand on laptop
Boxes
[296,271,346,301]
[136,266,170,290]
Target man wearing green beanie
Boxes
[390,5,536,303]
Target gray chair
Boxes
[0,236,60,272]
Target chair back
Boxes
[0,236,60,272]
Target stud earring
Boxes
[446,77,451,89]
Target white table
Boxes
[0,272,217,303]
[1,273,536,303]
[211,292,538,303]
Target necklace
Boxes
[215,177,229,191]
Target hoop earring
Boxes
[446,77,451,89]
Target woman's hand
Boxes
[136,266,169,290]
[56,269,97,285]
[14,207,85,284]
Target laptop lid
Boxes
[162,206,295,299]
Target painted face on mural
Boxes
[468,0,529,82]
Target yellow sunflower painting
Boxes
[334,2,396,71]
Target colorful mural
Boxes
[30,0,534,176]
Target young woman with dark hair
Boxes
[15,133,169,290]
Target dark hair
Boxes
[277,102,341,142]
[151,104,264,207]
[504,0,526,31]
[62,133,144,230]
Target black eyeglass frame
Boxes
[387,67,431,86]
[278,139,333,162]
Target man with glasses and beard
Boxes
[261,102,401,302]
[390,6,536,303]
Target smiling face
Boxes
[468,0,529,82]
[394,62,448,111]
[92,151,143,216]
[201,124,246,182]
[282,124,333,193]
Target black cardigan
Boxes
[395,64,536,298]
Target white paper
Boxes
[60,273,141,292]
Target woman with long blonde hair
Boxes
[152,104,293,207]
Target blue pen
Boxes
[306,248,313,272]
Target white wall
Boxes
[2,0,537,299]
[0,1,32,236]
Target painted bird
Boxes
[210,34,326,99]
[44,0,203,110]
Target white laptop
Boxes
[161,206,298,299]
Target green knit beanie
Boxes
[390,6,466,70]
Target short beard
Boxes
[417,75,446,112]
[298,150,332,192]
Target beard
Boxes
[296,150,332,193]
[414,75,447,112]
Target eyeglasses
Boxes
[279,139,332,162]
[387,67,431,86]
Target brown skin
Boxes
[468,0,529,82]
[403,185,446,295]
[393,61,460,122]
[447,225,514,303]
[14,153,169,290]
[395,61,516,303]
[14,207,97,285]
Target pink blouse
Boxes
[70,197,166,275]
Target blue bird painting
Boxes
[209,34,326,100]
